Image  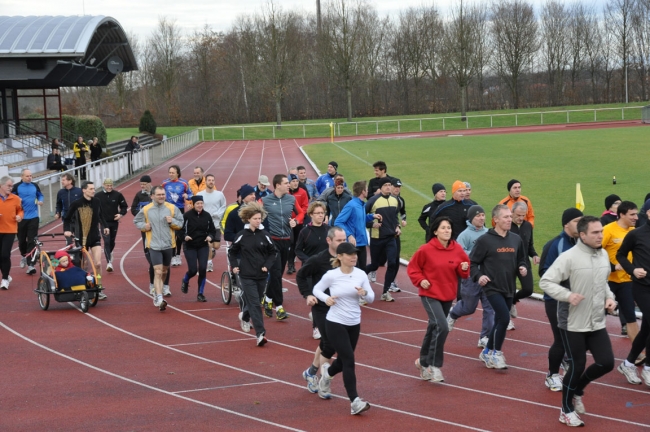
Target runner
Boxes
[408,216,469,382]
[313,242,374,415]
[323,176,351,227]
[602,201,639,340]
[12,169,43,275]
[540,215,616,427]
[539,208,583,392]
[201,174,226,272]
[131,175,155,295]
[368,161,391,196]
[64,181,110,300]
[180,195,217,302]
[96,178,128,273]
[365,177,401,302]
[600,194,621,226]
[388,178,406,292]
[419,183,446,242]
[447,205,495,349]
[261,174,302,320]
[296,201,331,339]
[509,201,540,327]
[188,166,206,196]
[224,185,256,242]
[0,176,23,289]
[254,175,271,200]
[616,201,650,387]
[297,165,318,202]
[133,186,184,311]
[287,173,309,274]
[471,204,527,370]
[54,173,82,245]
[162,165,192,268]
[430,180,476,242]
[499,179,535,227]
[228,202,277,346]
[315,161,341,195]
[297,226,347,391]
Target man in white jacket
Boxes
[540,215,617,428]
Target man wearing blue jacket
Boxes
[315,161,343,195]
[334,180,381,272]
[12,169,44,274]
[55,173,82,245]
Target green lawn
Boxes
[106,126,198,143]
[303,125,649,260]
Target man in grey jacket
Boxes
[540,215,616,427]
[134,186,184,311]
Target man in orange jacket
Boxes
[0,176,24,289]
[499,179,535,227]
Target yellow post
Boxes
[330,122,334,143]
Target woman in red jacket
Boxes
[408,216,469,383]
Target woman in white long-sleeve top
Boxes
[312,242,375,415]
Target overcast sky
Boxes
[2,0,608,44]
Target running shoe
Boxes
[545,373,563,392]
[159,299,167,311]
[381,292,395,302]
[276,306,288,320]
[573,395,585,414]
[477,336,489,349]
[618,363,642,384]
[492,351,508,369]
[149,283,155,296]
[207,260,213,272]
[256,332,267,347]
[447,314,456,331]
[350,397,370,415]
[27,265,36,275]
[510,303,518,318]
[559,410,584,427]
[388,282,401,293]
[313,327,321,340]
[430,367,444,382]
[1,276,12,290]
[263,300,273,318]
[479,351,495,369]
[621,324,627,336]
[19,257,26,268]
[302,368,319,393]
[180,280,188,294]
[368,271,376,282]
[238,312,251,333]
[153,296,161,307]
[318,363,332,399]
[507,320,515,330]
[415,358,433,381]
[358,297,367,306]
[98,292,107,300]
[286,263,296,274]
[197,293,207,302]
[163,285,171,297]
[642,368,650,387]
[106,262,113,273]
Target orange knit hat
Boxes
[451,180,466,195]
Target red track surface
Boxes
[2,124,649,431]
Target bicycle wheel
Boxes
[37,277,50,311]
[221,271,232,305]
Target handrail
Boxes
[2,120,56,158]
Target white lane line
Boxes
[168,338,252,347]
[173,381,276,394]
[0,321,304,432]
[278,140,289,172]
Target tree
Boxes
[491,0,539,109]
[583,5,603,103]
[541,1,570,105]
[606,0,635,102]
[420,5,444,111]
[149,17,183,124]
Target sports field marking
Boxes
[219,141,252,192]
[172,381,277,394]
[167,338,253,347]
[258,140,266,177]
[0,322,305,432]
[277,140,289,172]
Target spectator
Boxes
[124,136,141,175]
[89,137,102,163]
[47,146,66,171]
[73,136,89,180]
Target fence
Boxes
[36,129,200,227]
[199,106,646,141]
[643,105,650,124]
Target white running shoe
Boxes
[312,327,321,340]
[207,260,213,272]
[430,367,444,382]
[302,368,319,393]
[175,255,182,266]
[492,351,508,369]
[0,276,11,290]
[368,271,376,282]
[27,265,36,275]
[510,303,518,318]
[153,295,162,307]
[256,332,267,347]
[559,410,584,427]
[98,292,107,300]
[358,297,367,305]
[388,282,401,292]
[642,368,650,387]
[381,292,395,302]
[350,397,370,415]
[238,312,251,333]
[318,363,332,399]
[573,395,585,414]
[477,336,489,349]
[618,362,642,384]
[507,320,515,330]
[415,358,433,381]
[163,285,171,297]
[149,284,155,296]
[479,351,495,369]
[545,373,563,392]
[106,262,113,272]
[20,257,27,268]
[447,314,456,331]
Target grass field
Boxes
[106,126,198,143]
[302,126,650,267]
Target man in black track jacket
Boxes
[97,178,128,272]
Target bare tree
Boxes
[491,0,538,109]
[567,2,588,95]
[631,0,650,100]
[420,5,444,111]
[602,13,619,102]
[606,0,636,103]
[541,1,570,105]
[149,17,183,124]
[582,5,603,103]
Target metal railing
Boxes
[1,120,70,159]
[198,105,646,141]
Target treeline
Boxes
[62,0,650,128]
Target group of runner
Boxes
[1,159,649,423]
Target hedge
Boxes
[62,115,107,149]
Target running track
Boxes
[2,122,649,431]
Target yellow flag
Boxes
[576,183,585,211]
